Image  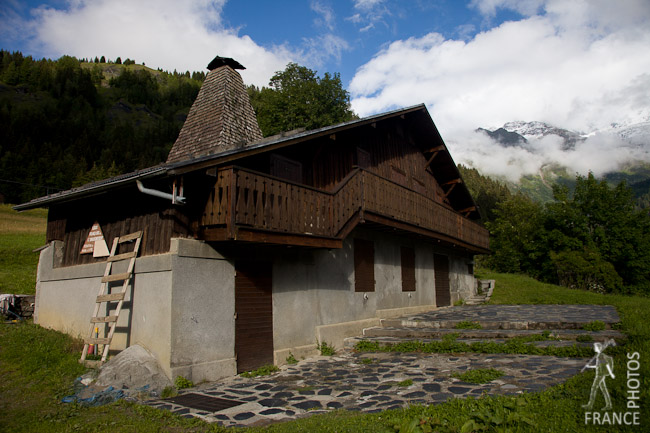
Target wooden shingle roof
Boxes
[166,62,263,163]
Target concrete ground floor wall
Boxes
[271,228,478,365]
[35,238,236,383]
[34,231,477,382]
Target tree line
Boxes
[0,50,204,203]
[460,166,650,295]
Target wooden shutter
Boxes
[235,261,273,373]
[434,254,450,306]
[401,247,416,292]
[354,239,375,292]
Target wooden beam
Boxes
[425,151,440,167]
[363,212,490,254]
[425,145,445,154]
[443,183,457,198]
[200,226,342,249]
[443,178,462,186]
[458,206,476,214]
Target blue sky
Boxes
[2,0,650,179]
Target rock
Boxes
[94,345,172,396]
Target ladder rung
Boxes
[101,272,131,283]
[107,251,136,262]
[118,231,143,243]
[96,293,125,302]
[85,337,111,345]
[90,315,119,323]
[81,359,104,368]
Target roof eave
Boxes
[13,167,168,211]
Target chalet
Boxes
[15,56,489,382]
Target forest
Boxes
[2,50,649,296]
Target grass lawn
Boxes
[0,204,46,294]
[1,205,648,432]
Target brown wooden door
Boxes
[434,254,451,307]
[235,261,273,373]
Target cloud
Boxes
[0,0,292,87]
[350,0,650,179]
[301,1,350,67]
[311,1,336,31]
[346,0,391,33]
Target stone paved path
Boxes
[145,305,621,428]
[147,351,585,427]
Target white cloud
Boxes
[302,1,350,67]
[1,0,292,87]
[350,0,650,179]
[311,1,336,31]
[347,0,391,32]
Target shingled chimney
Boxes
[166,56,263,163]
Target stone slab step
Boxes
[344,336,595,349]
[380,318,616,330]
[363,326,626,342]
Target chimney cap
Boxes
[207,56,246,71]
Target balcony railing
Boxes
[200,166,489,251]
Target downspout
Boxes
[136,180,186,204]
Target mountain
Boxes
[476,127,527,147]
[476,120,650,204]
[502,121,584,150]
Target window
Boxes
[401,247,416,292]
[356,147,371,169]
[270,154,302,183]
[354,239,375,292]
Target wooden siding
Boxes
[311,122,443,206]
[48,191,190,268]
[201,166,489,252]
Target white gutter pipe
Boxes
[136,180,185,204]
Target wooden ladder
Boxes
[80,231,142,367]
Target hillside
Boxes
[0,51,205,204]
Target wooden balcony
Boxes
[200,167,489,252]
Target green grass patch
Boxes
[576,334,594,343]
[452,368,504,384]
[582,320,606,331]
[285,353,298,364]
[173,376,194,390]
[454,320,482,329]
[397,379,413,387]
[240,364,280,378]
[0,204,47,294]
[317,340,336,356]
[354,335,591,357]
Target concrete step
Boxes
[380,317,618,331]
[363,326,626,342]
[344,335,595,350]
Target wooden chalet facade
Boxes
[17,57,489,381]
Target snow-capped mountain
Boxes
[480,120,650,151]
[502,121,584,150]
